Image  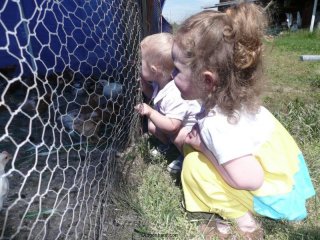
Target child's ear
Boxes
[202,71,218,91]
[151,65,158,73]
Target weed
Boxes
[134,159,199,239]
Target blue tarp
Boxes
[0,0,170,79]
[0,0,130,78]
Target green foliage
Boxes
[273,30,320,53]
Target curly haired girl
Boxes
[172,3,315,239]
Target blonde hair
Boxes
[175,3,267,122]
[141,33,174,80]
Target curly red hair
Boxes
[175,3,267,122]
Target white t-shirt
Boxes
[197,106,274,164]
[152,81,201,129]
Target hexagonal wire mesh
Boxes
[0,0,167,239]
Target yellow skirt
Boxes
[181,145,254,219]
[181,142,315,220]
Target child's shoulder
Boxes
[154,81,191,113]
[199,106,275,133]
[164,80,177,90]
[154,80,179,101]
[185,99,201,113]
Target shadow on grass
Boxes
[262,217,320,240]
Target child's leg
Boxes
[166,127,190,174]
[181,145,260,232]
[171,126,190,152]
[147,119,169,144]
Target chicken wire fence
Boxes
[0,0,166,239]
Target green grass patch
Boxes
[270,99,320,144]
[263,31,320,114]
[116,138,201,239]
[135,163,198,239]
[272,30,320,53]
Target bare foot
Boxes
[235,212,259,232]
[235,212,264,239]
[198,217,232,240]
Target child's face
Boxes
[172,43,200,100]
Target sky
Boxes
[162,0,219,24]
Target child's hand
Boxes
[185,124,206,152]
[134,103,153,117]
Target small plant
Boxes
[135,163,199,239]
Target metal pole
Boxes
[300,55,320,61]
[310,0,318,32]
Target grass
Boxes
[271,30,320,53]
[113,137,201,239]
[263,31,320,104]
[121,30,320,239]
[134,163,198,239]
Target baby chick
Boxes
[98,80,123,101]
[0,151,12,210]
[59,110,100,139]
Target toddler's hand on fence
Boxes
[134,103,152,117]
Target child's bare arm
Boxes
[185,126,238,187]
[135,103,182,134]
[185,125,264,190]
[201,148,264,190]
